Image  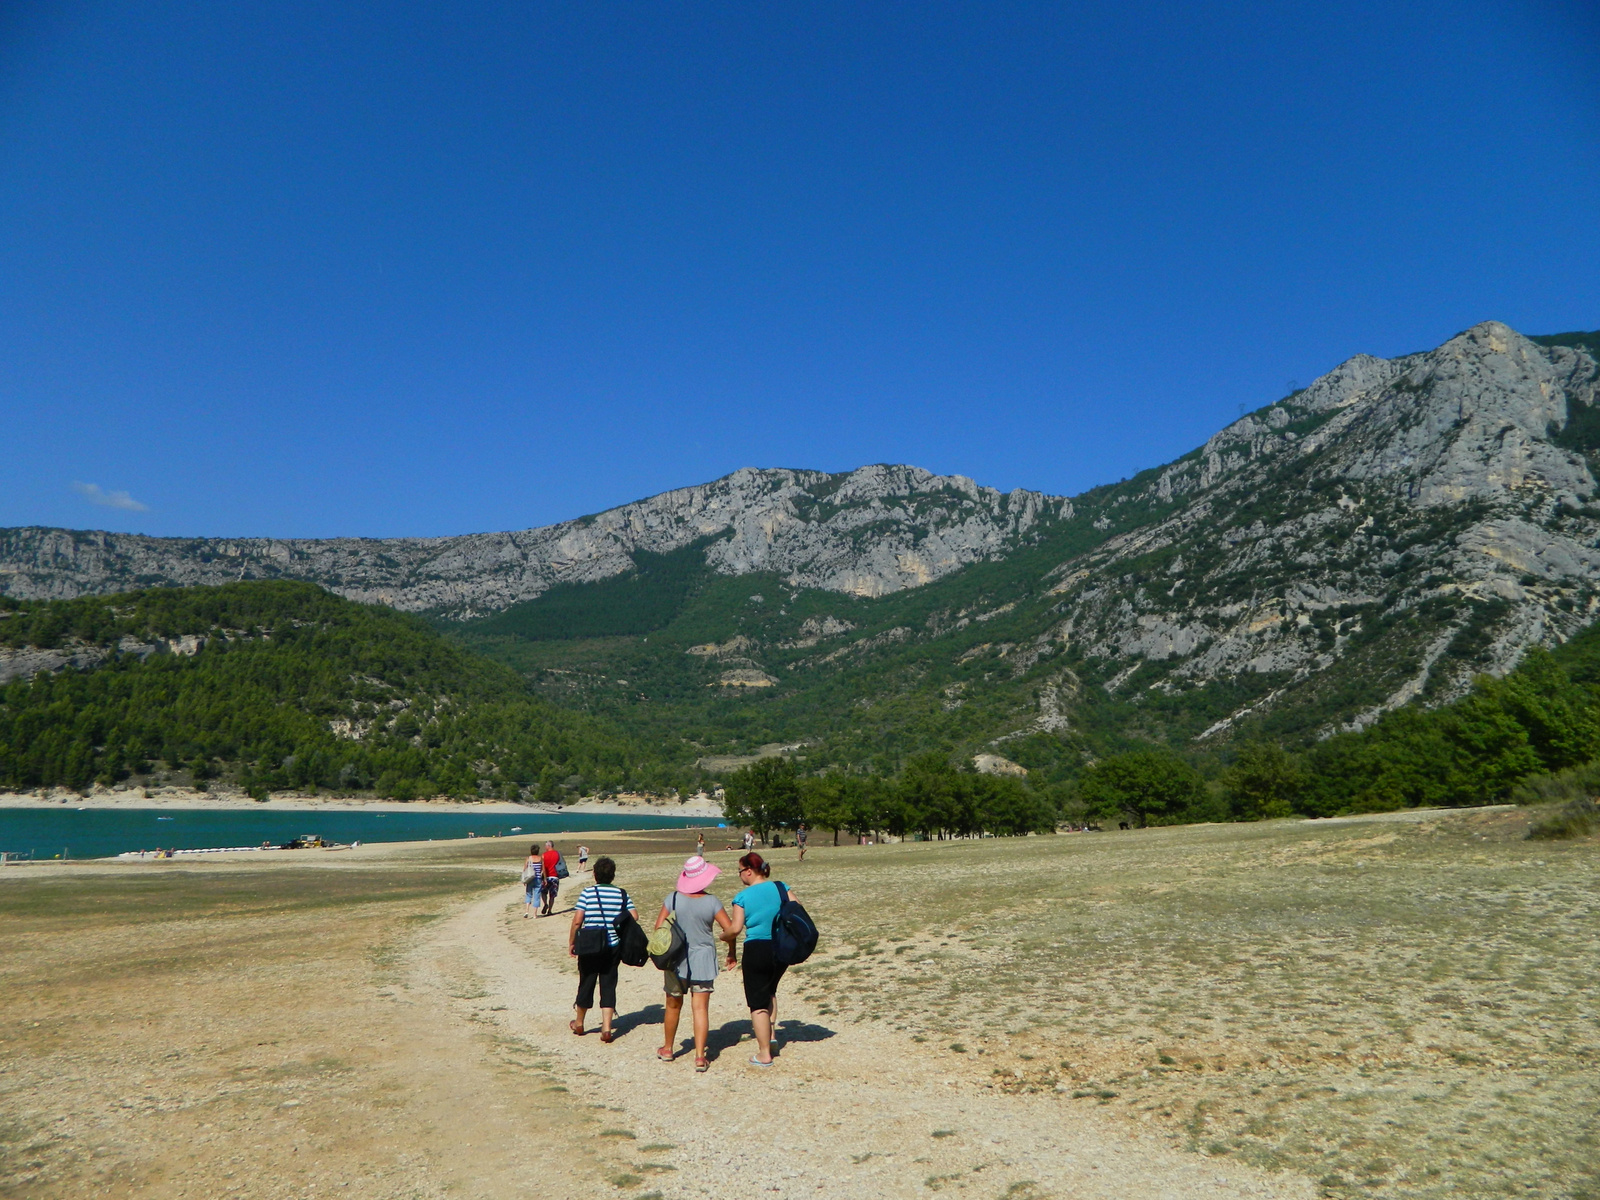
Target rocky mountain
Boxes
[436,321,1600,770]
[0,465,1071,619]
[1037,321,1600,738]
[5,320,1599,771]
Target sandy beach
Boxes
[0,786,726,819]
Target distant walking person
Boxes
[743,830,754,851]
[577,844,590,872]
[655,856,737,1072]
[569,857,637,1042]
[696,831,706,856]
[796,824,809,862]
[540,841,561,915]
[522,844,543,918]
[728,852,790,1067]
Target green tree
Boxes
[898,752,965,838]
[1077,751,1206,827]
[799,772,856,845]
[723,756,802,841]
[1222,742,1304,820]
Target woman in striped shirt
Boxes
[568,857,638,1042]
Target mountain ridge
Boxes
[0,464,1071,618]
[431,320,1600,770]
[6,320,1600,768]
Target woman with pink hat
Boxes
[654,854,737,1072]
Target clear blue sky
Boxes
[3,1,1597,538]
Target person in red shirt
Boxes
[540,841,561,915]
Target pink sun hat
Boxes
[675,855,720,894]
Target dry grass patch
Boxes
[768,809,1598,1200]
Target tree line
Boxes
[8,580,1600,826]
[1059,642,1600,828]
[725,634,1600,838]
[722,753,1061,842]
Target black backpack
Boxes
[770,880,819,966]
[614,890,650,968]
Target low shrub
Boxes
[1525,798,1598,841]
[1510,758,1600,807]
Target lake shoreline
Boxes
[0,787,725,820]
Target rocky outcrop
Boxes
[0,465,1071,619]
[1041,322,1600,734]
[0,633,211,685]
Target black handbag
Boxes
[574,925,610,957]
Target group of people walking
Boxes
[550,846,801,1071]
[522,840,589,916]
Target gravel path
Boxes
[428,888,1318,1200]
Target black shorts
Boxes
[741,938,787,1013]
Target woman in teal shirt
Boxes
[728,851,790,1067]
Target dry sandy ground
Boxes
[0,863,634,1199]
[11,808,1589,1199]
[2,847,1316,1200]
[467,884,1316,1200]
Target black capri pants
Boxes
[576,948,619,1010]
[741,938,787,1013]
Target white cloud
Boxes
[72,481,150,512]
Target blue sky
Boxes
[2,0,1597,538]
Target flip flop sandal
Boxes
[569,1020,585,1036]
[747,1056,773,1068]
[657,1049,675,1063]
[694,1057,709,1072]
[600,1031,615,1044]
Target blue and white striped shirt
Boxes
[574,885,633,947]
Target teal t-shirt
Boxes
[733,880,783,941]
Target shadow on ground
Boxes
[610,1003,665,1039]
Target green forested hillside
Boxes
[5,565,1598,824]
[445,462,1478,780]
[463,540,713,641]
[445,470,1186,775]
[0,582,661,799]
[444,476,1600,820]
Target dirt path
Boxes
[428,887,1318,1200]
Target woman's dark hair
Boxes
[738,851,770,878]
[529,844,538,856]
[593,856,616,885]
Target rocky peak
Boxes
[1042,320,1600,737]
[0,464,1072,617]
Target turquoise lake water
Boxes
[0,807,713,861]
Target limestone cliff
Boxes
[1035,322,1600,735]
[0,465,1071,619]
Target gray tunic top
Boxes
[664,891,725,982]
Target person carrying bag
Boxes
[568,857,638,1043]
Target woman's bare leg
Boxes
[600,1006,615,1037]
[691,991,711,1061]
[572,1005,588,1033]
[661,994,683,1056]
[751,1009,773,1063]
